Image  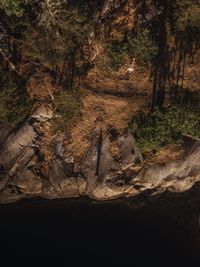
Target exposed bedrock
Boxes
[128,135,200,197]
[0,106,200,203]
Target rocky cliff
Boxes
[0,99,199,203]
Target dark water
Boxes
[1,191,200,266]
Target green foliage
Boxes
[0,0,24,17]
[107,42,126,70]
[131,91,200,152]
[172,0,200,38]
[0,76,33,124]
[127,29,158,68]
[52,89,82,133]
[22,2,93,88]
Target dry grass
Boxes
[143,145,185,164]
[65,69,152,161]
[27,55,200,164]
[27,73,56,101]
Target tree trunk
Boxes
[151,0,168,110]
[151,63,158,113]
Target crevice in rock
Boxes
[95,128,103,176]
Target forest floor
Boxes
[47,56,200,165]
[66,66,187,164]
[66,68,150,160]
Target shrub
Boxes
[0,0,24,17]
[127,29,158,68]
[0,79,33,124]
[52,89,82,134]
[106,41,127,70]
[130,93,200,152]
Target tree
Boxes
[0,0,24,17]
[136,0,200,111]
[128,28,158,68]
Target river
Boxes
[0,189,200,266]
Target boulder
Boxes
[81,128,120,195]
[128,139,200,197]
[118,132,142,169]
[0,122,13,147]
[0,121,36,171]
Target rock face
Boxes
[0,106,200,203]
[129,136,200,196]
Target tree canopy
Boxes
[1,0,200,116]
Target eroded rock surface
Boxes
[0,107,200,203]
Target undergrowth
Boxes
[130,90,200,152]
[52,89,82,134]
[0,72,33,124]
